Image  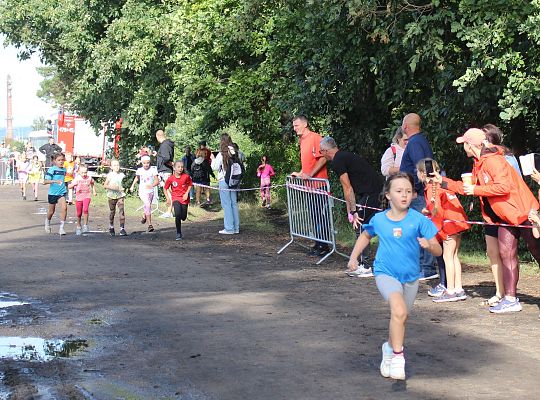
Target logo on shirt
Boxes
[393,228,402,238]
[172,181,178,187]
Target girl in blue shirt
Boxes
[347,172,441,380]
[43,152,68,235]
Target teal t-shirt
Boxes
[363,208,438,283]
[44,166,67,196]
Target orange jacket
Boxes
[442,146,538,225]
[424,183,470,241]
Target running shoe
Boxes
[75,226,82,236]
[428,284,446,298]
[489,297,522,313]
[58,227,66,236]
[175,233,183,241]
[346,265,373,277]
[419,271,439,281]
[433,291,464,303]
[454,290,467,301]
[82,225,89,234]
[109,227,115,237]
[22,195,26,201]
[45,220,51,234]
[234,229,240,234]
[218,229,234,235]
[147,224,154,232]
[159,212,172,218]
[141,215,146,224]
[380,342,393,378]
[389,354,406,380]
[34,197,38,201]
[119,228,127,236]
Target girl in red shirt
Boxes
[417,159,470,303]
[164,161,192,241]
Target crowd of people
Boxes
[6,113,540,382]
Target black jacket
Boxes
[157,139,175,173]
[39,143,62,166]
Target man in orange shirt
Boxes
[291,115,330,256]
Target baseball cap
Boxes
[456,128,486,146]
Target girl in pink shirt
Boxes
[68,165,96,235]
[257,155,275,208]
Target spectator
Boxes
[381,127,408,178]
[320,136,383,275]
[199,140,212,164]
[39,137,62,168]
[399,113,438,280]
[192,150,214,206]
[182,146,195,200]
[156,130,175,217]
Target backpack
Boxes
[192,162,204,181]
[225,155,244,189]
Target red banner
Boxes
[58,115,75,154]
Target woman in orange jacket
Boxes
[437,128,540,313]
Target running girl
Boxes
[64,152,75,204]
[347,172,441,380]
[257,155,275,208]
[417,159,470,303]
[68,165,96,235]
[43,153,68,235]
[17,154,30,200]
[103,159,127,236]
[130,155,159,232]
[164,161,193,240]
[28,155,42,201]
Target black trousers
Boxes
[173,201,188,235]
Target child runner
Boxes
[64,152,75,204]
[69,165,96,235]
[43,153,68,235]
[28,155,42,201]
[17,154,30,200]
[103,159,127,236]
[130,155,159,232]
[257,155,275,208]
[164,161,193,240]
[416,159,470,302]
[347,172,441,380]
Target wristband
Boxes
[348,213,354,223]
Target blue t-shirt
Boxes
[363,208,438,283]
[45,166,67,196]
[399,133,433,193]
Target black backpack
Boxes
[192,162,204,181]
[225,155,244,189]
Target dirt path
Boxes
[0,185,539,399]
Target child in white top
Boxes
[130,155,159,232]
[103,159,127,236]
[17,154,31,200]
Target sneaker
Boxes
[45,221,51,234]
[380,342,393,378]
[147,225,154,232]
[454,290,467,301]
[266,204,271,209]
[262,199,266,207]
[218,229,234,235]
[175,233,183,241]
[419,271,439,281]
[82,225,89,234]
[22,195,26,201]
[389,354,406,380]
[346,265,373,277]
[160,212,172,218]
[109,227,115,237]
[433,291,464,303]
[234,229,240,234]
[34,197,38,201]
[428,284,446,297]
[489,297,522,313]
[58,227,66,236]
[141,215,146,224]
[76,226,82,236]
[119,228,127,236]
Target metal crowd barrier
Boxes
[278,175,348,264]
[0,160,16,185]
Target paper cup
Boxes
[461,173,473,185]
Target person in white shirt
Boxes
[380,128,408,178]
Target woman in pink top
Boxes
[68,165,96,235]
[257,155,275,208]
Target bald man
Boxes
[399,113,438,280]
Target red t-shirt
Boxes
[164,174,193,204]
[299,130,328,179]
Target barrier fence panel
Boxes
[278,176,348,265]
[0,160,16,185]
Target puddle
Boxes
[0,337,88,361]
[0,301,29,308]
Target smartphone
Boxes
[425,160,435,176]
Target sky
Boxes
[0,37,57,128]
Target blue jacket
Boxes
[399,132,433,193]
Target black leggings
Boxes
[173,201,188,235]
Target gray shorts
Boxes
[375,274,419,312]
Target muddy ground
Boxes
[0,185,539,400]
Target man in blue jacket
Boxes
[400,113,438,280]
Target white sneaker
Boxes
[45,220,51,234]
[82,225,89,233]
[160,212,172,218]
[218,229,235,235]
[380,342,393,378]
[389,354,406,380]
[75,226,82,236]
[58,227,66,236]
[346,265,373,277]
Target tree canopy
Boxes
[2,0,540,175]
